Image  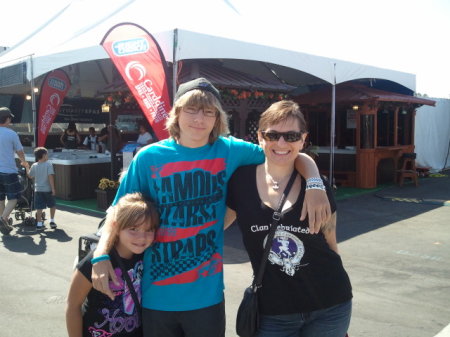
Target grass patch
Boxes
[56,198,105,214]
[334,185,388,200]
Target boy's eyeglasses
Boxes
[261,131,303,143]
[183,107,217,118]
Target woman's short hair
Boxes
[165,90,229,144]
[106,193,159,239]
[258,100,308,134]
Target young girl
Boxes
[66,193,159,337]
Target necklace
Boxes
[267,175,280,191]
[265,168,295,192]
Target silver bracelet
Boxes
[306,177,323,184]
[305,177,326,191]
[305,183,326,191]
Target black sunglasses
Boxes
[261,131,303,142]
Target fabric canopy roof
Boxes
[0,0,416,92]
[294,83,435,106]
[178,61,297,92]
[98,60,296,95]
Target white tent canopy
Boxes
[415,98,450,172]
[0,0,416,91]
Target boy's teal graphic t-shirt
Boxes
[114,136,264,310]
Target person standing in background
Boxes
[83,127,98,151]
[136,121,154,146]
[0,107,29,235]
[98,124,122,154]
[27,147,58,230]
[60,121,81,149]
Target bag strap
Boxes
[253,170,297,290]
[110,249,142,312]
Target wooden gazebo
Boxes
[294,83,435,188]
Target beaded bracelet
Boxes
[306,177,323,184]
[91,254,110,265]
[305,177,326,191]
[306,183,326,191]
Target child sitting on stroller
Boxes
[27,147,57,230]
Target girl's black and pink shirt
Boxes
[77,250,144,337]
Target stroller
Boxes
[77,217,106,263]
[11,166,45,226]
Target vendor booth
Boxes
[21,149,111,200]
[294,83,435,188]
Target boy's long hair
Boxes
[106,193,159,242]
[165,90,229,144]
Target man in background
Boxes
[0,107,29,235]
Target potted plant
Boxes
[95,178,119,211]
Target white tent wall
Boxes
[415,98,450,172]
[0,0,416,92]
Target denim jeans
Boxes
[257,300,352,337]
[0,173,22,200]
[34,191,56,210]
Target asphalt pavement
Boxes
[1,172,449,337]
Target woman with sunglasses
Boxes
[226,100,352,337]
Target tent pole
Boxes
[172,29,178,104]
[109,111,115,180]
[30,55,37,147]
[329,63,336,186]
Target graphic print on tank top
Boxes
[148,158,226,285]
[85,260,143,337]
[264,229,308,276]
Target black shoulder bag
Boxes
[236,171,297,337]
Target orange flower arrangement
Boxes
[220,87,288,101]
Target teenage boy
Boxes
[92,78,331,337]
[28,147,57,230]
